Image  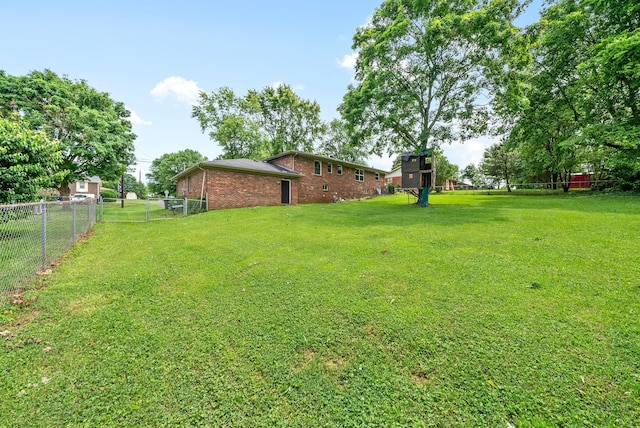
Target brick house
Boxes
[172,151,387,210]
[68,176,101,198]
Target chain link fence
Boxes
[99,197,208,222]
[432,179,619,194]
[1,199,97,299]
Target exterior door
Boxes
[281,180,290,204]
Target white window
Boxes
[314,160,322,175]
[337,165,343,175]
[322,184,328,191]
[77,182,87,192]
[327,163,333,173]
[355,169,364,182]
[375,173,380,181]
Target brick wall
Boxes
[177,169,299,210]
[175,154,387,211]
[269,154,386,203]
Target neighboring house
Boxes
[442,178,460,191]
[568,172,593,189]
[172,151,388,210]
[386,167,402,186]
[68,176,101,198]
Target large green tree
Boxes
[0,116,63,203]
[247,85,326,155]
[0,70,136,198]
[192,84,325,159]
[146,149,207,196]
[433,150,459,187]
[480,142,521,192]
[499,0,640,190]
[317,119,368,164]
[341,0,523,157]
[191,87,267,160]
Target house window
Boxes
[327,163,333,173]
[322,184,328,191]
[337,165,343,175]
[77,182,87,192]
[314,160,322,175]
[188,176,192,192]
[355,169,364,182]
[375,173,380,181]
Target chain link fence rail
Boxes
[99,197,208,222]
[1,199,97,299]
[426,180,620,194]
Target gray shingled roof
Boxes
[203,159,295,174]
[172,158,302,181]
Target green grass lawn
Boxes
[1,193,639,426]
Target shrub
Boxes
[100,189,118,199]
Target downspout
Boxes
[198,164,206,210]
[292,153,297,205]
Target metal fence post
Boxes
[41,202,47,270]
[72,202,77,244]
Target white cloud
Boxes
[337,52,358,69]
[150,76,203,105]
[126,107,151,126]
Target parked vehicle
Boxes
[71,194,95,202]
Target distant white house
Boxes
[387,167,401,186]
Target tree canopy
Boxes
[480,142,521,191]
[341,0,523,158]
[0,70,136,197]
[192,84,325,159]
[316,119,369,164]
[496,0,640,190]
[0,116,63,203]
[145,149,207,196]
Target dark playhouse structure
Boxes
[401,148,436,206]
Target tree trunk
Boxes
[58,182,71,200]
[551,172,559,190]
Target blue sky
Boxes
[3,0,543,181]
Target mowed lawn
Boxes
[1,193,639,426]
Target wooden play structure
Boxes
[401,149,436,207]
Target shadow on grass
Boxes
[282,195,508,229]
